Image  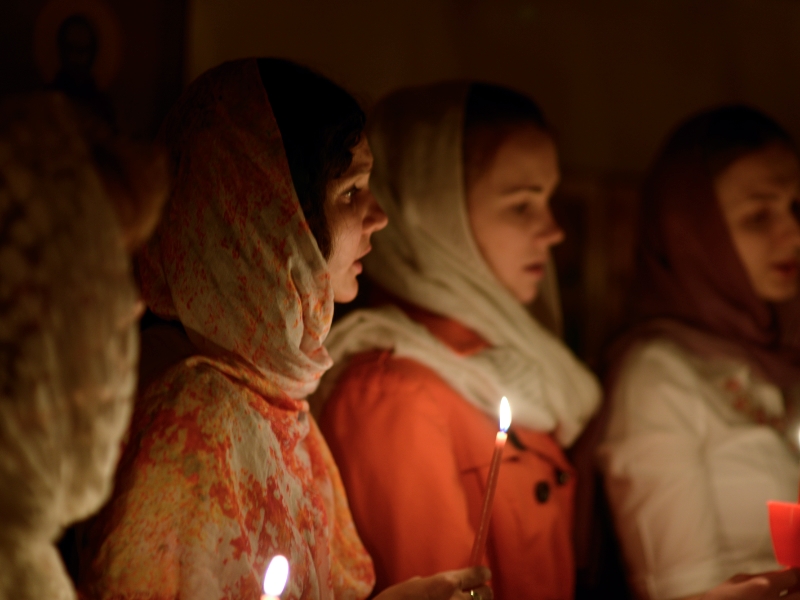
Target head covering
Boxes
[619,106,800,395]
[0,93,139,598]
[319,83,600,446]
[137,59,334,399]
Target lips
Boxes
[524,262,546,278]
[773,259,800,278]
[356,244,372,262]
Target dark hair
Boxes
[258,58,365,259]
[659,105,796,179]
[463,83,549,181]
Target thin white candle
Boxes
[796,429,800,502]
[469,397,512,565]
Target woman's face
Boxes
[715,143,800,302]
[326,137,388,302]
[466,124,564,304]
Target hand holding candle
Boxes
[469,396,512,566]
[766,428,800,568]
[261,555,289,600]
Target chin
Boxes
[332,280,359,303]
[512,285,538,305]
[761,282,799,303]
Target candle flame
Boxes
[263,555,289,596]
[499,397,511,432]
[797,427,800,449]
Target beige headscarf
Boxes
[319,83,599,446]
[0,94,139,600]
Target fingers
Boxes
[714,570,800,600]
[753,569,800,595]
[453,584,493,600]
[436,566,491,590]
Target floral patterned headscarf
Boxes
[137,58,334,399]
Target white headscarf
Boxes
[0,93,139,600]
[318,82,599,446]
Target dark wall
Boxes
[1,0,187,139]
[187,0,800,176]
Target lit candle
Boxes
[469,396,512,565]
[261,555,289,600]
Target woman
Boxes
[314,82,601,599]
[77,58,491,600]
[0,93,166,600]
[598,106,800,600]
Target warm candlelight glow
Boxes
[499,396,511,432]
[263,555,289,597]
[470,396,512,565]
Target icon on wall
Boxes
[34,0,123,124]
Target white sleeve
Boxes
[598,343,727,600]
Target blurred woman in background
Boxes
[598,106,800,600]
[0,92,166,600]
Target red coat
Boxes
[319,306,576,599]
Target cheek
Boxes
[474,220,527,271]
[328,213,360,271]
[731,228,773,277]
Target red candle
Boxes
[469,396,512,565]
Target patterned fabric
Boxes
[78,59,374,600]
[138,58,334,400]
[0,93,139,600]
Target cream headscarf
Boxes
[319,83,600,446]
[0,94,139,600]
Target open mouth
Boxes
[524,262,546,277]
[356,245,372,261]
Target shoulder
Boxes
[607,338,710,434]
[133,357,266,445]
[333,348,460,405]
[321,349,468,437]
[614,338,706,399]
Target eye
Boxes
[512,202,528,214]
[342,185,359,203]
[743,208,772,229]
[792,199,800,221]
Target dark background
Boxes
[3,0,799,363]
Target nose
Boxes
[537,208,565,247]
[364,190,388,234]
[782,206,800,249]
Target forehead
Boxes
[717,144,800,197]
[477,125,559,183]
[343,136,373,176]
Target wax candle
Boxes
[261,555,289,600]
[469,396,512,565]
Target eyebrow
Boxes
[745,191,782,201]
[500,184,547,195]
[350,163,372,175]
